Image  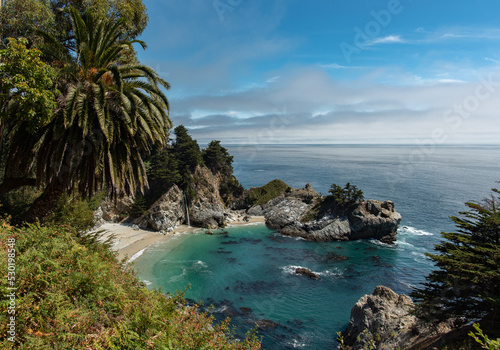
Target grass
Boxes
[246,179,291,206]
[0,219,261,349]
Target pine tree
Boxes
[411,188,500,324]
[172,125,203,173]
[148,149,182,194]
[202,140,234,176]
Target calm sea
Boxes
[133,145,500,349]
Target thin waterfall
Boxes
[183,191,191,227]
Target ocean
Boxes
[133,145,500,349]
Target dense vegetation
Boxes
[327,183,364,209]
[0,220,261,349]
[0,2,260,348]
[300,182,364,222]
[0,0,148,47]
[0,7,171,223]
[128,125,243,217]
[412,189,500,338]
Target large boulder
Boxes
[342,286,454,350]
[136,185,185,232]
[343,286,417,349]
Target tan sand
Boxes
[93,215,265,262]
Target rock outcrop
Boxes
[342,286,453,350]
[136,184,185,232]
[262,184,401,242]
[188,166,227,229]
[94,195,134,225]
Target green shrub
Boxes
[469,323,500,350]
[0,222,261,349]
[327,183,364,208]
[45,194,95,233]
[129,194,148,218]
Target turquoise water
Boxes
[133,145,500,349]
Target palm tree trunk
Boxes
[20,180,65,224]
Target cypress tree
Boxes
[411,188,500,325]
[202,140,234,176]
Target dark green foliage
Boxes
[202,140,234,176]
[3,7,171,223]
[129,194,147,218]
[172,126,204,193]
[220,175,245,205]
[147,148,182,199]
[1,0,148,46]
[0,38,58,133]
[411,189,500,328]
[0,186,41,223]
[246,179,290,207]
[46,194,96,233]
[173,126,204,173]
[327,183,364,208]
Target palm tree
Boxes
[5,7,171,223]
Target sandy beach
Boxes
[93,215,265,262]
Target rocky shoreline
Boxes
[95,174,402,244]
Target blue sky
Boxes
[137,0,500,144]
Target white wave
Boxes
[211,305,229,313]
[169,267,188,282]
[396,239,415,248]
[411,252,433,265]
[287,338,306,348]
[127,248,146,263]
[254,169,266,172]
[168,260,211,282]
[282,265,304,275]
[317,269,343,277]
[368,239,395,247]
[195,260,208,269]
[399,226,434,236]
[282,265,326,277]
[141,280,152,286]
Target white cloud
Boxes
[169,66,500,144]
[367,35,405,46]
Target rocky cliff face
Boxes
[94,195,134,225]
[188,165,227,229]
[342,286,453,350]
[136,184,186,232]
[135,165,233,231]
[262,184,401,242]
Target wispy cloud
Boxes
[319,63,365,69]
[367,35,405,46]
